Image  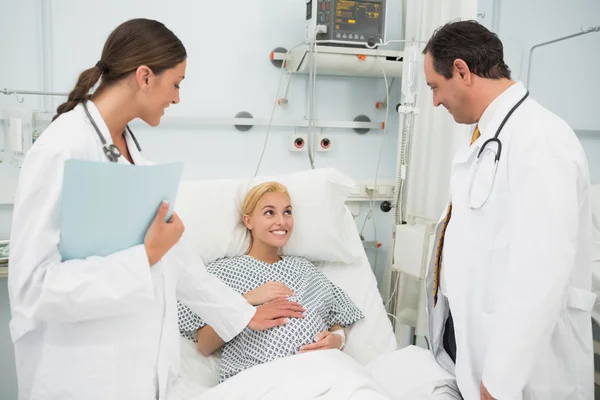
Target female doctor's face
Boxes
[136,59,186,127]
[243,192,294,250]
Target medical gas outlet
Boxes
[290,134,308,152]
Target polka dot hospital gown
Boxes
[177,255,364,382]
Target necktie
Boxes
[433,126,480,306]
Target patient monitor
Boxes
[305,0,387,47]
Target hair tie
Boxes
[96,61,109,74]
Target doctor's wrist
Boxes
[242,292,256,305]
[144,245,160,267]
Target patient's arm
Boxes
[196,325,226,356]
[196,299,306,356]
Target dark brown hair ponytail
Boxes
[53,67,103,121]
[53,18,187,121]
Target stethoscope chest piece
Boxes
[103,144,122,163]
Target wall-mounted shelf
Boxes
[272,45,403,78]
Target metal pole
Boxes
[526,25,600,90]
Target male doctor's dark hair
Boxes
[423,20,512,80]
[53,18,187,121]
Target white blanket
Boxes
[180,350,390,400]
[366,346,461,400]
[169,345,461,400]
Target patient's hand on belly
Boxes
[298,325,344,353]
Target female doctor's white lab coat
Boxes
[8,101,256,400]
[425,82,596,399]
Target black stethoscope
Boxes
[467,90,530,209]
[82,101,142,163]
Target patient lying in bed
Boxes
[177,181,364,382]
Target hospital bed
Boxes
[167,168,460,400]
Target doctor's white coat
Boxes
[425,82,596,399]
[8,102,256,400]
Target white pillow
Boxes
[174,168,362,264]
[174,178,250,264]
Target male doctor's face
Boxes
[424,52,473,124]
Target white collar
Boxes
[475,80,528,143]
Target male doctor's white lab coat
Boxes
[425,82,596,399]
[8,101,256,400]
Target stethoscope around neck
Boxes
[82,101,142,163]
[467,90,530,210]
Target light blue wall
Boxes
[478,0,600,183]
[0,206,12,241]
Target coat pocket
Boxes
[566,286,596,312]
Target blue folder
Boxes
[59,159,184,261]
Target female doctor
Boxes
[8,18,304,400]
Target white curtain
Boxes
[386,0,478,343]
[403,0,478,222]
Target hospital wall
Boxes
[478,0,600,175]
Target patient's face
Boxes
[245,192,294,249]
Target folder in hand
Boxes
[59,159,184,261]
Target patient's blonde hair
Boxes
[242,181,290,251]
[242,181,290,218]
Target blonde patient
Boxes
[177,182,364,382]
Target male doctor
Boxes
[422,20,595,399]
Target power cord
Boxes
[306,26,326,170]
[253,41,307,178]
[362,57,391,276]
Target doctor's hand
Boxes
[298,331,342,353]
[243,282,295,306]
[248,297,305,331]
[144,201,185,267]
[480,382,496,400]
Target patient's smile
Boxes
[271,230,287,236]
